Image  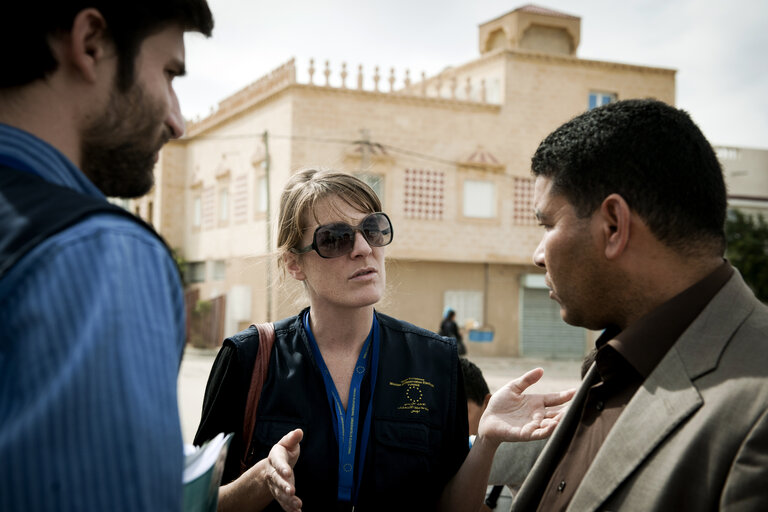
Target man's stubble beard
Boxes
[80,82,168,199]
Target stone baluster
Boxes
[404,69,411,89]
[340,62,348,88]
[480,79,487,103]
[389,68,396,92]
[324,60,331,86]
[450,75,457,99]
[421,72,427,96]
[435,74,442,98]
[465,77,472,99]
[357,64,364,90]
[373,66,380,92]
[308,58,315,85]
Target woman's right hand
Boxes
[477,368,574,446]
[264,429,304,512]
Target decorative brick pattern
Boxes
[404,169,444,220]
[513,177,536,225]
[232,174,248,224]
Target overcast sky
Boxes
[175,0,768,149]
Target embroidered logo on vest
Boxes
[389,377,434,413]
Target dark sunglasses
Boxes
[291,212,394,259]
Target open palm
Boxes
[479,368,575,443]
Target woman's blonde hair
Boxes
[276,168,382,266]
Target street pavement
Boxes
[177,347,583,444]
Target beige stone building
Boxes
[715,145,768,218]
[130,5,678,357]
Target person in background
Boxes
[512,99,768,510]
[460,358,547,510]
[194,169,574,511]
[0,2,213,510]
[440,307,467,355]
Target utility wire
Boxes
[187,131,462,168]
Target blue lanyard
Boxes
[303,310,380,504]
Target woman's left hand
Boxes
[265,429,303,511]
[478,367,575,445]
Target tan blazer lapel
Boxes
[674,270,756,380]
[567,349,702,510]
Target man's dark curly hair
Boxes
[531,99,727,256]
[2,1,214,91]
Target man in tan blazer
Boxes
[512,99,768,511]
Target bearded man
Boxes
[0,2,213,510]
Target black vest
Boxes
[231,311,468,511]
[0,166,168,278]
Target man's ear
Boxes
[52,8,111,84]
[598,193,631,260]
[482,393,492,412]
[282,252,306,281]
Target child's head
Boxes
[460,357,491,436]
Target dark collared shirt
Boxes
[536,262,734,511]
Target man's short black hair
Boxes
[532,99,727,256]
[460,357,490,406]
[3,1,214,90]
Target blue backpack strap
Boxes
[0,165,170,277]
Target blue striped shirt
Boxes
[0,124,186,511]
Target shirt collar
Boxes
[596,261,734,379]
[0,123,104,199]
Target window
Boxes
[444,290,484,328]
[212,260,226,281]
[588,92,616,110]
[186,261,206,283]
[202,186,215,230]
[404,169,443,220]
[355,172,385,207]
[716,147,740,161]
[193,196,202,227]
[218,187,229,222]
[512,177,536,226]
[256,175,268,214]
[232,173,249,224]
[463,180,496,218]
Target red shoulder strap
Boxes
[239,322,276,475]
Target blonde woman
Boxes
[195,169,573,511]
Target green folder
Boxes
[183,432,234,512]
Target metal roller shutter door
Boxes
[521,287,586,359]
